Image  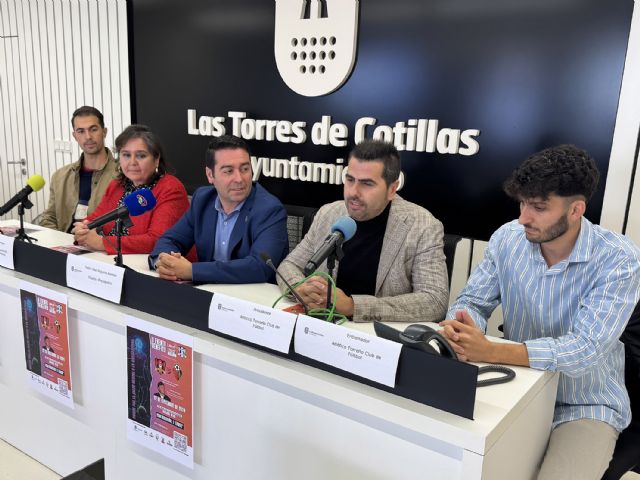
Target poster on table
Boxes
[126,315,194,468]
[19,281,74,409]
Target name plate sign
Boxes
[208,292,297,354]
[66,255,125,304]
[294,315,402,388]
[0,234,15,270]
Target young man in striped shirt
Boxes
[441,145,640,480]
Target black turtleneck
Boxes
[336,202,391,296]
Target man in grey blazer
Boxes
[277,140,449,323]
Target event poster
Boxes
[19,281,74,409]
[126,316,194,468]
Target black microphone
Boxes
[0,175,46,216]
[87,188,157,230]
[303,216,357,276]
[260,251,310,314]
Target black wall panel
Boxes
[130,0,632,240]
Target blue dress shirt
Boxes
[213,196,245,262]
[448,218,640,431]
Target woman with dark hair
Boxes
[72,124,189,254]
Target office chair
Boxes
[443,233,462,288]
[283,204,318,252]
[601,300,640,479]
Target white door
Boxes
[0,5,32,221]
[0,0,131,225]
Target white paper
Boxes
[66,255,125,304]
[294,316,402,387]
[0,234,15,270]
[209,292,297,353]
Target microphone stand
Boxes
[261,252,311,315]
[113,215,133,267]
[15,198,37,243]
[114,218,124,267]
[325,237,345,320]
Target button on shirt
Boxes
[448,218,640,431]
[213,197,245,262]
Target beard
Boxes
[525,213,569,244]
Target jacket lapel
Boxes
[227,185,257,257]
[375,200,409,294]
[201,195,219,261]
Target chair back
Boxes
[621,300,640,419]
[443,233,462,287]
[284,204,318,252]
[601,300,640,478]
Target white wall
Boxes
[626,160,640,245]
[0,0,130,222]
[602,0,640,243]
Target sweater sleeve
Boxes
[101,177,189,255]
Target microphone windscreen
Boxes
[26,174,45,192]
[123,188,157,216]
[259,251,271,263]
[331,216,357,241]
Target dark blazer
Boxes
[149,183,288,284]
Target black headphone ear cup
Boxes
[424,331,458,360]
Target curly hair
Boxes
[503,145,600,202]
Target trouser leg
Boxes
[537,419,618,480]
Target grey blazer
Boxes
[277,196,449,322]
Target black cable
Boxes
[477,365,516,387]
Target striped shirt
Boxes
[448,218,640,430]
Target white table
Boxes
[0,221,558,479]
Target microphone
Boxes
[87,188,157,230]
[303,216,357,276]
[260,251,310,314]
[0,175,46,215]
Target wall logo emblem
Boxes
[274,0,360,97]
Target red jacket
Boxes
[84,174,189,255]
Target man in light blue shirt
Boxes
[213,195,245,262]
[441,145,640,480]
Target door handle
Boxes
[6,158,26,166]
[6,158,27,174]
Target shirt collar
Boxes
[73,148,113,172]
[567,217,593,264]
[528,216,593,266]
[214,196,245,217]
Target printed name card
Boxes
[294,315,402,387]
[66,255,125,304]
[208,292,297,354]
[0,234,15,269]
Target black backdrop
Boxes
[130,0,633,240]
